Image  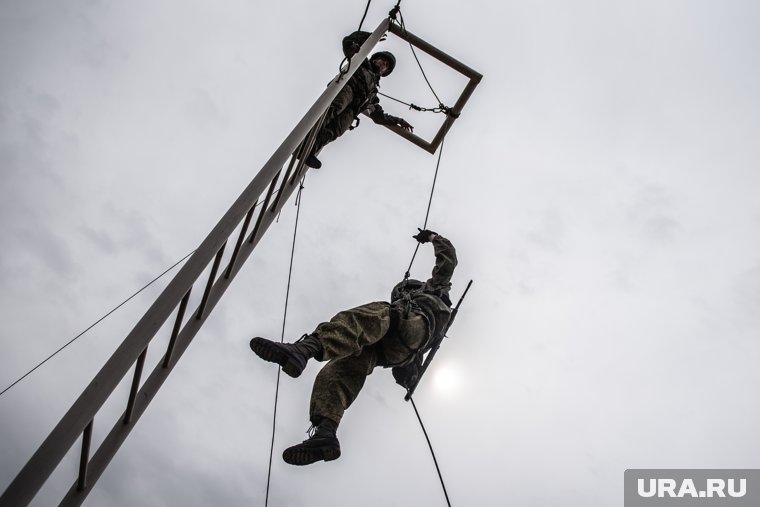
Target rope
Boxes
[264,177,306,507]
[0,189,277,399]
[389,0,402,20]
[357,0,372,31]
[398,10,442,105]
[404,135,445,278]
[0,250,196,398]
[389,32,454,498]
[338,0,374,82]
[409,394,453,507]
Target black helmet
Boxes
[370,51,396,76]
[391,279,423,302]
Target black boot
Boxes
[249,334,323,378]
[304,153,322,169]
[283,418,341,466]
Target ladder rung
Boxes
[224,204,257,279]
[196,243,226,320]
[270,152,301,212]
[163,289,191,368]
[124,347,148,424]
[77,420,93,491]
[286,116,325,189]
[248,173,282,245]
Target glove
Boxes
[342,31,371,58]
[396,118,413,132]
[346,41,360,58]
[392,363,420,389]
[412,228,437,243]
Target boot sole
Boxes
[304,156,322,169]
[282,445,341,466]
[249,338,303,378]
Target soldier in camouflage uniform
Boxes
[249,229,457,465]
[302,30,414,169]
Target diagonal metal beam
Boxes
[58,144,307,507]
[365,22,483,154]
[0,18,391,507]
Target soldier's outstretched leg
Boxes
[249,302,388,377]
[313,301,391,358]
[283,348,377,466]
[249,334,323,378]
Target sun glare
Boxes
[432,364,461,395]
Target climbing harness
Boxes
[405,279,472,401]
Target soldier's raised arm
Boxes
[412,229,457,291]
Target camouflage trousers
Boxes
[312,85,360,154]
[309,301,428,426]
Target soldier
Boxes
[249,229,457,465]
[302,30,414,169]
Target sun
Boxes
[432,364,461,395]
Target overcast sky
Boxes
[1,0,759,506]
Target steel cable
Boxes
[264,177,306,506]
[409,394,453,507]
[0,250,196,398]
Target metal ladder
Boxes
[0,19,391,507]
[1,14,482,505]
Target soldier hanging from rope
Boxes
[249,229,456,465]
[300,30,414,169]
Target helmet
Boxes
[391,279,423,302]
[370,51,396,76]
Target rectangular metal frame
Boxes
[370,22,482,154]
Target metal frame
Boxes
[368,22,482,154]
[0,19,391,507]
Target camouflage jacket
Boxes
[341,31,399,125]
[390,235,458,388]
[391,235,458,343]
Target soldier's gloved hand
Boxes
[392,365,418,389]
[396,118,414,132]
[413,228,437,243]
[346,41,361,58]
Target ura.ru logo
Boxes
[637,478,746,499]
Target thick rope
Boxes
[338,0,375,81]
[409,395,452,507]
[399,136,454,503]
[264,178,306,506]
[0,249,196,398]
[398,10,442,105]
[404,135,445,278]
[357,0,372,31]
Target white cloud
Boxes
[2,1,760,505]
